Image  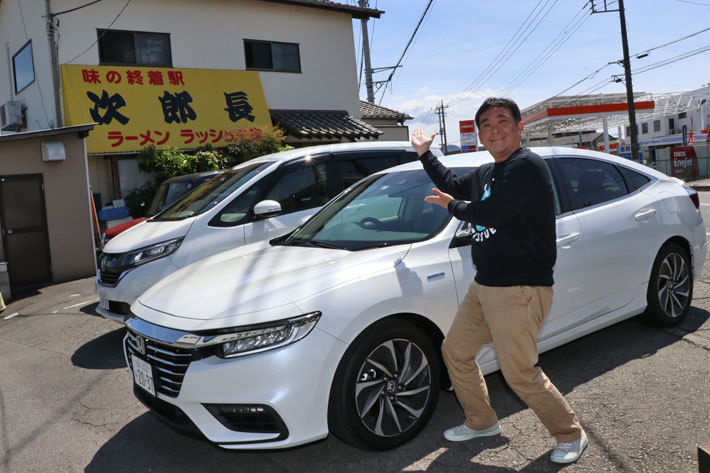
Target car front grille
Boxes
[125,330,192,398]
[99,268,123,286]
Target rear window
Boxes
[154,162,272,221]
[618,166,651,192]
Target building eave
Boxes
[259,0,383,19]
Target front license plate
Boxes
[98,289,109,310]
[132,354,156,396]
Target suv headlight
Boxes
[120,237,183,267]
[213,312,321,358]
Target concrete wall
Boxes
[0,130,96,284]
[0,0,362,132]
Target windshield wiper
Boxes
[283,238,346,250]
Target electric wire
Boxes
[375,0,435,103]
[448,0,561,108]
[51,0,103,17]
[673,0,710,5]
[633,43,710,74]
[501,2,591,97]
[66,0,133,64]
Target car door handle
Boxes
[634,208,656,221]
[556,232,581,247]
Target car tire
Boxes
[328,318,440,450]
[643,243,693,326]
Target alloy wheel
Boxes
[354,338,432,438]
[656,251,690,319]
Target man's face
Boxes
[477,106,524,162]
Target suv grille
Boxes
[125,330,192,398]
[99,268,122,286]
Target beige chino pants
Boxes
[442,282,582,443]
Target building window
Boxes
[98,29,172,66]
[653,120,661,132]
[678,112,687,119]
[669,118,675,131]
[244,40,301,73]
[625,126,631,136]
[12,40,35,94]
[641,122,648,134]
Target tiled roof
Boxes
[359,100,413,121]
[270,110,383,140]
[260,0,382,19]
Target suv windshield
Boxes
[155,162,272,221]
[282,170,452,251]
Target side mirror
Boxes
[253,200,282,219]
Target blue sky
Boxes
[352,0,710,146]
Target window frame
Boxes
[12,40,35,95]
[97,29,172,67]
[244,39,301,73]
[653,120,661,133]
[641,122,649,134]
[550,156,635,214]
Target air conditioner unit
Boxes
[0,101,23,131]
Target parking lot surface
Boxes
[2,193,710,472]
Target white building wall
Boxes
[0,0,362,132]
[0,0,58,130]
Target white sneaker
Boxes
[550,429,588,464]
[443,422,500,442]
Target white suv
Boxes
[97,142,430,323]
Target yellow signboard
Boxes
[61,65,271,154]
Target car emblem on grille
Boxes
[136,336,146,355]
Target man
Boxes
[411,97,587,464]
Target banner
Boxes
[61,65,271,154]
[670,146,699,180]
[459,120,477,153]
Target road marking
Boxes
[3,312,19,320]
[700,203,710,206]
[69,293,81,297]
[63,298,98,310]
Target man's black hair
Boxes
[474,97,522,128]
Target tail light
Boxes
[684,185,700,210]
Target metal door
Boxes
[0,174,52,288]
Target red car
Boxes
[101,170,221,246]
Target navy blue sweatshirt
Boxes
[419,148,556,287]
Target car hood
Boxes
[104,217,148,239]
[134,242,410,330]
[102,218,194,254]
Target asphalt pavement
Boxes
[1,207,710,472]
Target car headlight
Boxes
[215,312,321,358]
[120,237,183,267]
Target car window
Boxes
[336,155,400,189]
[556,158,628,211]
[154,162,271,221]
[210,182,265,226]
[283,170,451,251]
[263,162,329,214]
[618,165,651,192]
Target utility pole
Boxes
[358,0,375,103]
[45,0,62,128]
[434,101,448,154]
[591,0,639,162]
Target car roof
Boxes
[230,141,424,169]
[163,170,222,183]
[384,146,670,181]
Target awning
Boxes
[270,110,383,140]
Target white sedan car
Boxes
[124,147,706,450]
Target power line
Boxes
[501,2,591,96]
[448,0,561,108]
[673,0,710,5]
[66,0,133,64]
[633,43,710,74]
[374,0,435,102]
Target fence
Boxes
[648,143,710,181]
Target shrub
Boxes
[222,125,291,167]
[123,182,158,218]
[137,145,225,182]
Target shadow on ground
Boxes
[71,327,127,370]
[80,302,103,319]
[84,308,708,473]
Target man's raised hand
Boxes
[411,129,437,156]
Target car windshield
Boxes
[154,162,272,221]
[282,170,454,251]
